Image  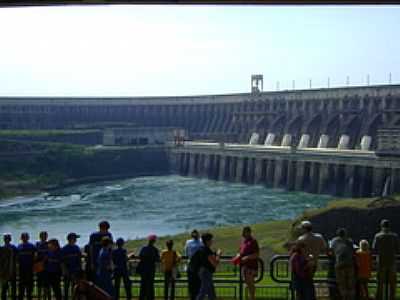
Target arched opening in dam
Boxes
[0,175,332,244]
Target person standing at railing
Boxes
[289,241,314,300]
[112,238,132,300]
[137,234,160,300]
[330,228,355,300]
[194,233,222,300]
[238,226,259,300]
[45,239,63,300]
[61,233,82,300]
[185,230,203,300]
[96,236,115,299]
[35,231,49,300]
[1,233,17,300]
[372,219,400,300]
[17,233,37,300]
[355,240,372,300]
[161,240,181,300]
[88,221,114,282]
[297,220,327,300]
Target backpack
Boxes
[188,248,203,273]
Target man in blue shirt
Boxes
[1,233,17,300]
[45,239,62,300]
[97,236,114,298]
[112,238,132,300]
[88,221,113,281]
[138,235,160,300]
[61,233,82,300]
[185,230,203,300]
[17,232,36,300]
[35,231,49,300]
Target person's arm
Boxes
[207,249,222,268]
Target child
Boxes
[160,240,181,300]
[355,240,372,300]
[46,239,62,300]
[112,238,132,300]
[289,241,313,300]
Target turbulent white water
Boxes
[0,175,332,245]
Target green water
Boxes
[0,175,332,244]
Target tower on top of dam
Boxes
[251,74,263,93]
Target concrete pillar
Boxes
[249,132,260,145]
[264,133,275,146]
[265,160,275,186]
[372,168,386,197]
[273,159,283,188]
[203,154,211,178]
[298,134,310,148]
[318,163,330,194]
[229,157,237,181]
[309,162,320,193]
[236,157,245,183]
[247,158,255,183]
[344,165,355,197]
[254,158,264,184]
[360,135,372,151]
[338,134,350,150]
[188,153,197,176]
[295,161,305,190]
[281,134,292,147]
[287,161,295,191]
[318,134,329,148]
[218,156,227,181]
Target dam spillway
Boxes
[2,84,400,197]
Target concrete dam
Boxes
[2,84,400,197]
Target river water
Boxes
[0,175,332,245]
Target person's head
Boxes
[191,230,199,240]
[380,219,390,230]
[21,232,30,243]
[39,231,48,242]
[101,236,112,248]
[166,239,173,250]
[242,226,252,239]
[300,220,312,233]
[99,221,110,233]
[67,233,80,245]
[48,239,60,251]
[359,240,369,251]
[201,233,214,248]
[116,238,125,248]
[148,234,157,246]
[3,233,11,244]
[337,228,347,239]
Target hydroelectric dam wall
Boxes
[2,84,400,197]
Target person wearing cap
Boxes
[17,232,37,300]
[372,219,400,300]
[137,234,160,300]
[35,231,49,300]
[61,233,82,300]
[45,239,63,300]
[296,220,327,300]
[88,221,113,281]
[161,240,181,300]
[112,238,132,300]
[185,230,203,300]
[96,236,115,298]
[1,233,17,300]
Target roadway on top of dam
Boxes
[1,84,400,106]
[173,141,400,168]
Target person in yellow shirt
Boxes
[160,240,181,300]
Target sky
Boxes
[0,5,399,97]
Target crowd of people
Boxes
[0,223,260,300]
[0,219,399,300]
[290,219,400,300]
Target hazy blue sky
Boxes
[0,5,399,96]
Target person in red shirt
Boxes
[355,240,372,300]
[238,227,259,300]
